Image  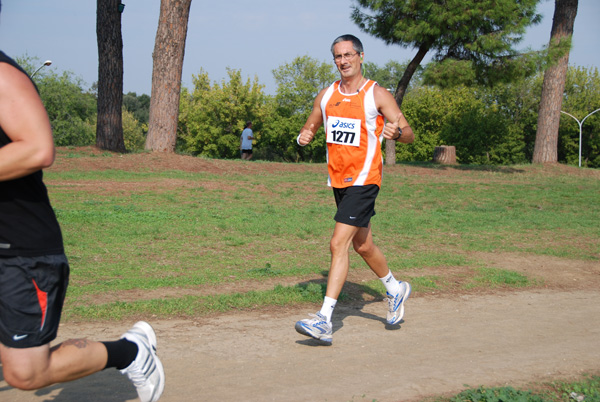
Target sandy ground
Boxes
[1,287,599,402]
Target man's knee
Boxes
[353,239,377,257]
[330,235,350,254]
[0,345,50,390]
[3,364,44,390]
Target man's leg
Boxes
[352,224,411,324]
[1,322,165,402]
[326,222,361,299]
[0,340,107,390]
[351,223,390,278]
[295,222,359,344]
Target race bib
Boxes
[326,117,361,147]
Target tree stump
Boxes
[433,146,457,164]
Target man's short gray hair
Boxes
[330,34,364,56]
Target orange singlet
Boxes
[321,79,384,188]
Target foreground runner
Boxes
[0,3,164,400]
[295,34,414,344]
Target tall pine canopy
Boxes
[352,0,542,102]
[352,0,542,164]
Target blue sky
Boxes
[1,0,598,96]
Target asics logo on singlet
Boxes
[331,120,356,130]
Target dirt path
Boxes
[2,286,599,402]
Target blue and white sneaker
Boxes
[295,312,333,345]
[386,281,411,325]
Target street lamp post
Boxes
[31,60,52,78]
[560,108,600,167]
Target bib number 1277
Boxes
[326,117,361,147]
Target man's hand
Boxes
[383,112,403,141]
[297,123,316,146]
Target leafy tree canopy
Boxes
[363,60,422,91]
[16,55,97,146]
[178,68,269,158]
[352,0,543,87]
[272,55,337,118]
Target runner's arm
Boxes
[0,63,55,181]
[374,85,414,144]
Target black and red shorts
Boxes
[332,184,379,228]
[0,254,69,348]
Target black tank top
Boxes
[0,51,64,256]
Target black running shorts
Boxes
[333,184,379,228]
[0,254,69,348]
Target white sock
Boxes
[380,271,402,295]
[319,296,337,322]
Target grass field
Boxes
[45,150,600,321]
[41,149,600,402]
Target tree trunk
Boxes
[386,43,429,165]
[532,0,578,164]
[433,146,457,164]
[145,0,192,153]
[96,0,126,152]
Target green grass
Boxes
[44,157,600,320]
[45,154,600,402]
[65,283,329,320]
[425,373,600,402]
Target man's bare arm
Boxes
[374,85,414,144]
[0,63,55,181]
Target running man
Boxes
[295,34,414,344]
[0,3,164,399]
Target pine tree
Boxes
[352,0,541,164]
[96,0,126,152]
[533,0,579,164]
[145,0,192,152]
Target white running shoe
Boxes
[295,312,333,345]
[120,321,165,402]
[386,281,411,325]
